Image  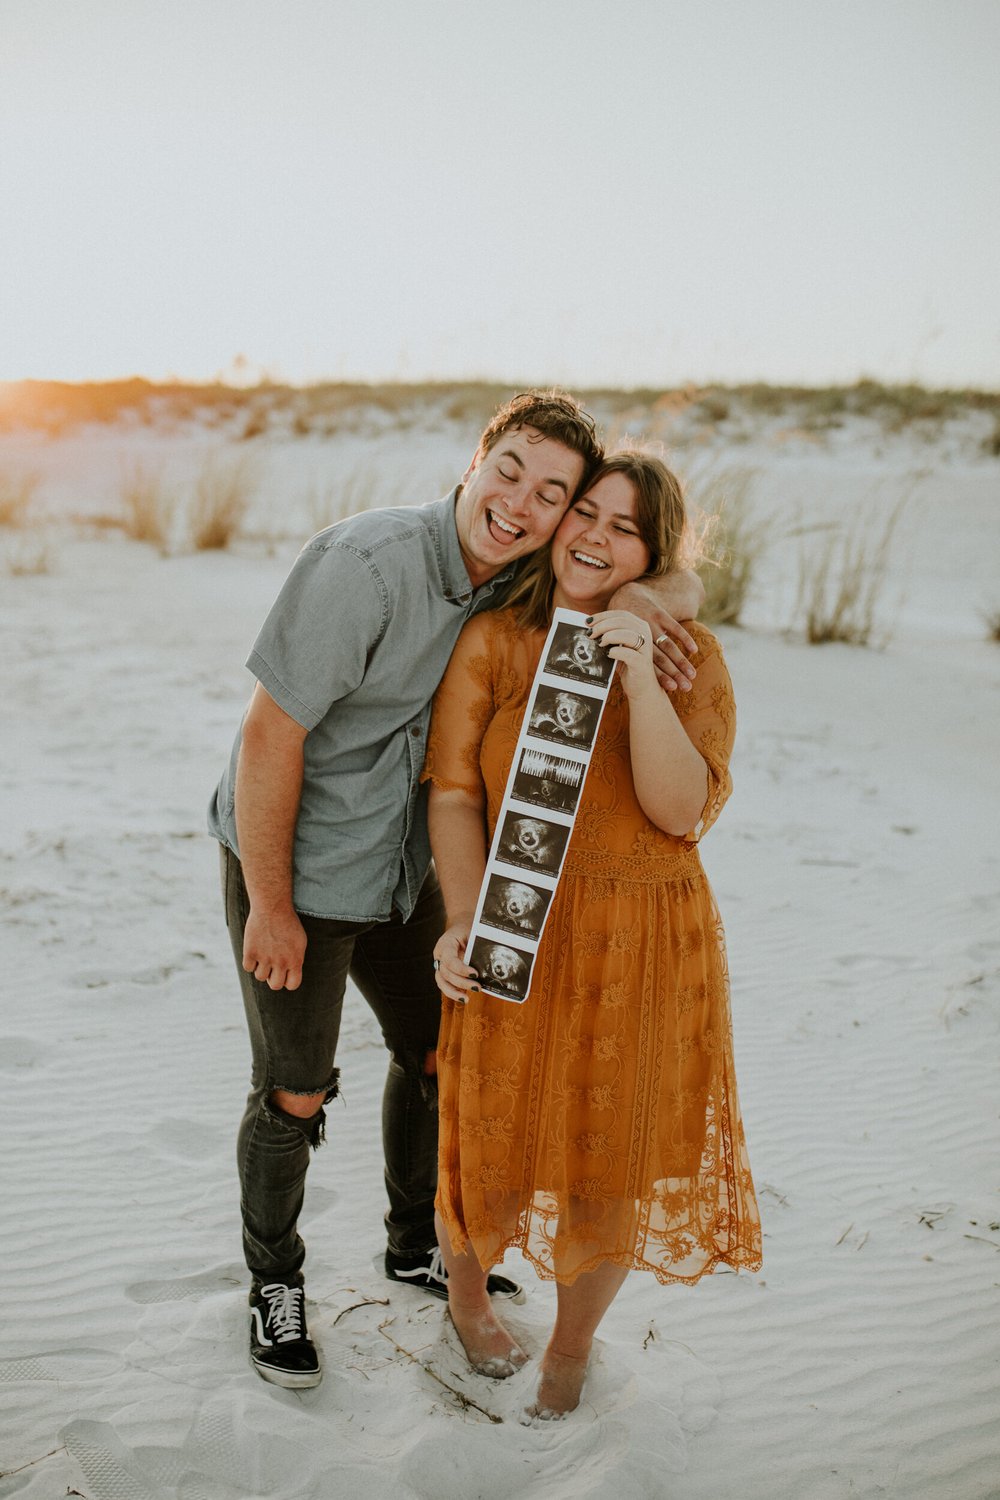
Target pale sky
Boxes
[1,0,997,388]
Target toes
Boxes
[475,1356,517,1378]
[472,1342,527,1378]
[519,1403,566,1425]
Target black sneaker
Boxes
[249,1280,322,1388]
[384,1246,526,1304]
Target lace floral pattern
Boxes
[423,611,761,1285]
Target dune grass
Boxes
[120,461,177,549]
[2,378,996,440]
[0,468,40,526]
[4,533,53,575]
[795,496,907,646]
[302,470,379,535]
[187,453,258,550]
[690,467,765,627]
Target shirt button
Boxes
[443,588,453,599]
[410,725,422,737]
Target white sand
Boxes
[2,403,998,1499]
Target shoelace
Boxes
[424,1248,447,1286]
[258,1283,305,1343]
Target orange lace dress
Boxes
[422,609,761,1286]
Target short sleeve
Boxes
[247,542,384,730]
[421,614,498,797]
[672,625,736,841]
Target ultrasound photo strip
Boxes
[464,607,617,1003]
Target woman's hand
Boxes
[433,921,479,1003]
[588,610,660,700]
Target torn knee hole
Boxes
[269,1088,326,1118]
[264,1094,327,1149]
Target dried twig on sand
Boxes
[377,1318,503,1423]
[0,1443,67,1479]
[331,1296,390,1326]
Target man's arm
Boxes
[610,567,704,691]
[234,683,309,991]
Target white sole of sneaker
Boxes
[251,1356,323,1389]
[495,1284,528,1306]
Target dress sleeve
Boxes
[421,614,498,797]
[671,625,736,841]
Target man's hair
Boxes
[478,390,603,491]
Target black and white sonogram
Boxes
[470,936,532,1003]
[544,621,614,686]
[511,747,585,814]
[528,684,601,750]
[497,811,570,876]
[481,874,552,940]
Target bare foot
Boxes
[522,1347,589,1421]
[447,1302,528,1378]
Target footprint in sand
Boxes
[67,953,206,992]
[834,952,920,972]
[125,1263,245,1304]
[0,1035,48,1070]
[60,1419,169,1500]
[405,1341,690,1498]
[299,1182,338,1221]
[144,1116,215,1160]
[0,1347,120,1383]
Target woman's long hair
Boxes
[506,448,695,631]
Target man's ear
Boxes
[461,446,484,485]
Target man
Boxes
[209,391,701,1388]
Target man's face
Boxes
[455,426,585,587]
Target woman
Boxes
[422,451,761,1421]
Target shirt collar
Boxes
[427,489,515,606]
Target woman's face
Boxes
[550,472,652,612]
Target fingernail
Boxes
[585,616,593,624]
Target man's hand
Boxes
[242,905,307,991]
[610,576,701,692]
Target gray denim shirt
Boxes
[208,492,512,921]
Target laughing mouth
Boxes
[488,510,525,541]
[571,550,609,569]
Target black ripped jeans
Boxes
[220,846,443,1284]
